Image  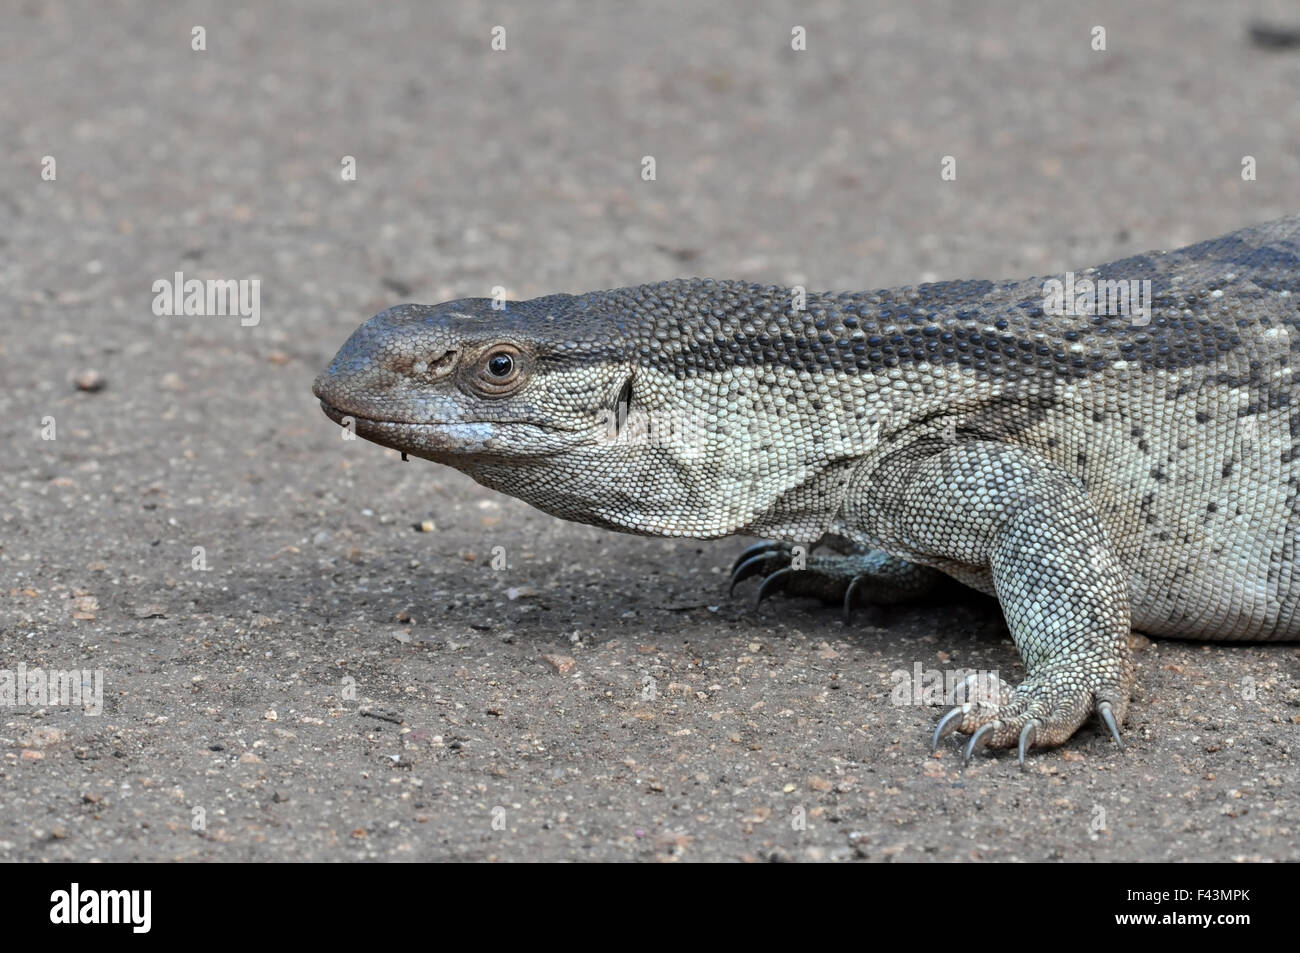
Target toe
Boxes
[729,540,789,575]
[756,567,794,604]
[929,666,1127,762]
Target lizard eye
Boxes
[468,344,528,396]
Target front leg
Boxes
[851,440,1134,763]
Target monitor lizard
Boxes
[313,216,1300,765]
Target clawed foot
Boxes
[929,668,1126,767]
[729,540,942,622]
[730,540,1130,765]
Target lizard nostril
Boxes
[394,350,458,378]
[428,350,458,373]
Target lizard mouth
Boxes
[317,398,397,430]
[316,400,395,430]
[316,400,544,430]
[316,399,448,437]
[317,399,374,427]
[315,397,446,429]
[315,399,565,461]
[316,399,471,459]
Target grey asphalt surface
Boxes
[2,1,1298,862]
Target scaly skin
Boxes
[314,217,1300,764]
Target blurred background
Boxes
[8,0,1300,314]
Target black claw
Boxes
[931,706,964,753]
[729,554,775,596]
[1018,720,1037,768]
[755,567,793,605]
[962,723,994,765]
[730,541,787,575]
[842,573,866,624]
[1097,701,1125,750]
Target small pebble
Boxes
[74,369,106,392]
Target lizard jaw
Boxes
[316,398,571,462]
[316,399,491,458]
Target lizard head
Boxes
[313,294,630,461]
[315,283,884,539]
[315,294,706,534]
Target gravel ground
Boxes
[1,0,1298,862]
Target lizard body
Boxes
[314,217,1300,761]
